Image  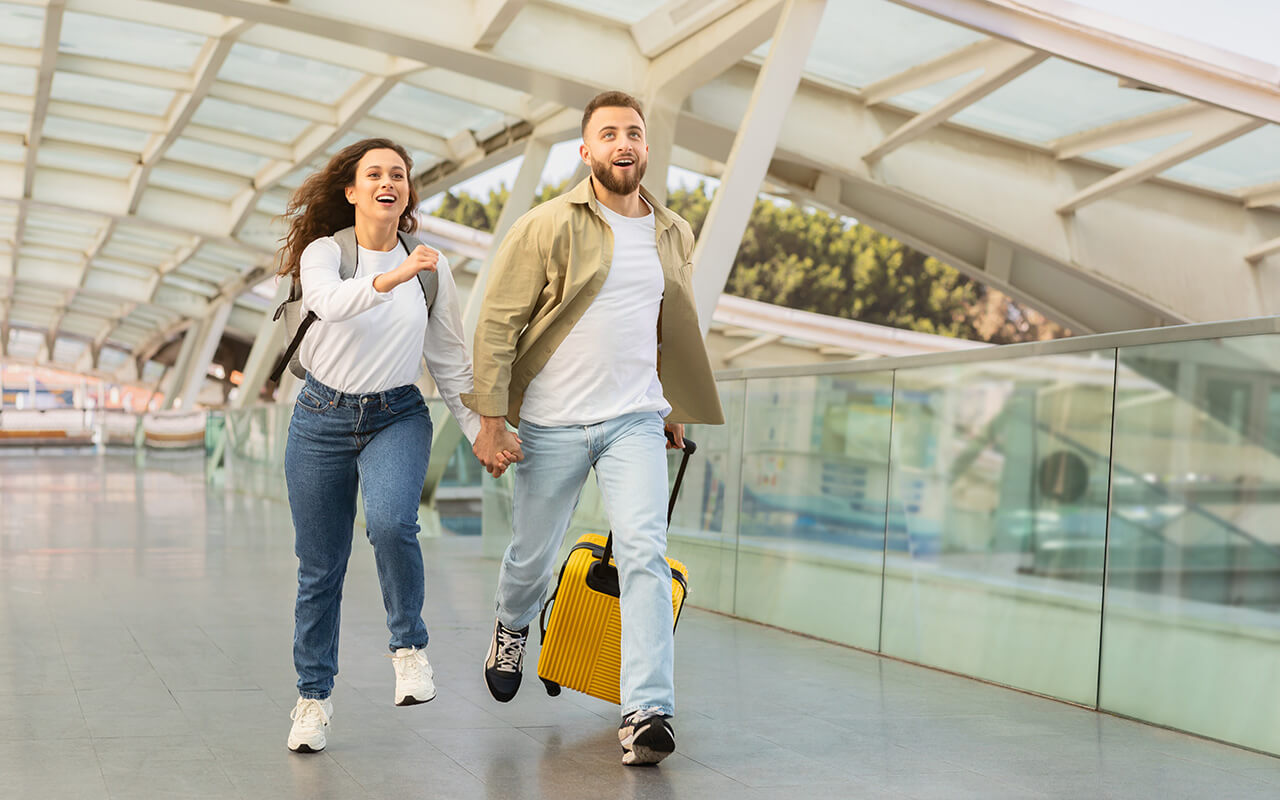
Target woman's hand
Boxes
[373,245,438,293]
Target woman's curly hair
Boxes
[276,138,419,277]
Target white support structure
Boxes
[1246,237,1280,266]
[691,0,826,335]
[162,319,204,409]
[126,19,252,213]
[863,45,1046,163]
[1057,114,1265,214]
[14,0,65,254]
[421,135,552,511]
[473,0,528,49]
[631,0,756,58]
[175,300,232,411]
[231,280,290,409]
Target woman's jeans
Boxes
[285,373,432,700]
[496,411,675,718]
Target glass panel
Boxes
[667,380,745,615]
[0,109,26,135]
[1102,334,1280,754]
[0,139,22,163]
[1084,131,1192,170]
[0,3,44,47]
[734,371,893,647]
[37,142,137,179]
[148,163,249,201]
[778,0,985,89]
[0,64,37,96]
[371,84,505,139]
[191,97,311,144]
[881,351,1116,704]
[949,60,1188,146]
[164,138,270,178]
[51,72,174,116]
[61,13,205,71]
[41,116,151,152]
[218,43,362,104]
[1161,125,1280,191]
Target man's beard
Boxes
[590,154,646,196]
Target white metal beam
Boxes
[230,279,289,408]
[473,0,528,49]
[1245,237,1280,265]
[861,36,1028,106]
[1243,182,1280,210]
[1051,102,1217,161]
[889,0,1280,125]
[643,0,784,101]
[126,19,253,213]
[175,299,231,410]
[632,0,753,58]
[691,0,825,334]
[1057,114,1265,214]
[722,332,781,363]
[863,45,1047,163]
[18,0,64,222]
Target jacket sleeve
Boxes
[422,255,482,444]
[299,237,395,321]
[460,219,546,417]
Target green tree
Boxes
[429,179,1066,343]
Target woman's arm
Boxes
[298,237,394,322]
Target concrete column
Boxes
[175,301,232,411]
[420,136,553,521]
[232,280,290,409]
[690,0,825,335]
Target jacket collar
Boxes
[567,175,677,233]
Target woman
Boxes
[276,138,511,753]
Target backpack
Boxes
[269,226,438,383]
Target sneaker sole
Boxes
[622,744,674,766]
[288,739,324,753]
[395,691,436,706]
[622,722,675,766]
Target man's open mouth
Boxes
[612,158,635,167]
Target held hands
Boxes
[473,416,523,478]
[373,245,438,293]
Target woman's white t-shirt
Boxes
[297,235,480,442]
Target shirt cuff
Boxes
[461,391,508,418]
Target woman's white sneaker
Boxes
[287,697,333,753]
[391,646,436,706]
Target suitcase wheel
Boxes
[541,678,561,697]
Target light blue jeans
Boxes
[497,410,675,719]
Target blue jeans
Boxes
[497,411,675,718]
[285,373,433,700]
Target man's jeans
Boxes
[497,410,675,718]
[285,373,432,700]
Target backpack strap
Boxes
[335,226,438,311]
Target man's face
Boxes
[579,106,648,196]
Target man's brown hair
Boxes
[581,91,646,136]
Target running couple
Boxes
[280,90,723,767]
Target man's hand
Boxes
[473,416,523,477]
[664,421,685,450]
[373,245,438,293]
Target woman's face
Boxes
[345,148,409,224]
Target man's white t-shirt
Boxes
[519,201,672,427]
[297,236,481,442]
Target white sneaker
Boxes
[287,697,333,753]
[391,646,436,706]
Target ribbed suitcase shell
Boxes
[537,531,688,705]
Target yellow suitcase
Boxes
[536,436,696,704]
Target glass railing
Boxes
[477,316,1280,756]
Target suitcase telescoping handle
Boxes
[597,431,696,571]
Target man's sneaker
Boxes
[619,711,675,766]
[483,619,528,703]
[287,697,333,753]
[391,646,436,706]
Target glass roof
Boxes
[547,0,665,23]
[190,97,312,144]
[164,138,271,178]
[370,85,506,140]
[1162,126,1280,190]
[50,72,175,116]
[218,43,363,104]
[53,337,87,365]
[41,116,152,152]
[0,3,43,48]
[0,64,37,96]
[60,12,207,71]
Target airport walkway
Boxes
[3,452,1280,800]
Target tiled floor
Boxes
[3,451,1279,799]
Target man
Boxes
[464,90,724,766]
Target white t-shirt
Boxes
[297,236,481,442]
[519,201,672,427]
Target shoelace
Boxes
[290,698,330,731]
[493,626,526,672]
[390,648,433,681]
